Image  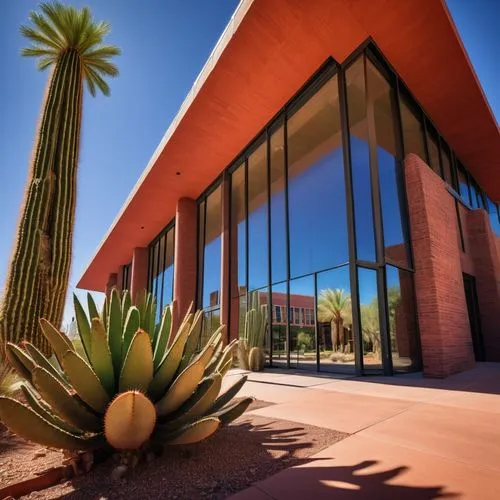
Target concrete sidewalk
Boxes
[229,363,500,499]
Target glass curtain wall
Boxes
[198,183,223,343]
[148,223,175,321]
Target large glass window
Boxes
[287,76,348,277]
[457,163,471,204]
[248,140,268,291]
[441,143,454,188]
[121,263,131,291]
[148,224,175,320]
[231,164,246,297]
[198,185,222,311]
[270,126,287,284]
[487,198,500,237]
[400,97,427,163]
[346,58,376,262]
[367,60,409,269]
[271,282,287,366]
[426,124,441,177]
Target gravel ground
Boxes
[1,400,348,499]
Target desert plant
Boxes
[0,2,120,355]
[238,292,267,372]
[317,289,352,353]
[296,331,313,352]
[0,289,252,463]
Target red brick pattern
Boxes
[405,154,474,377]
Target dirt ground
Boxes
[0,401,348,499]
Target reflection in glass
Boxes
[358,267,382,369]
[201,186,222,309]
[287,76,348,277]
[316,265,354,372]
[231,164,246,297]
[487,198,500,237]
[367,61,409,268]
[457,164,470,204]
[346,57,376,262]
[289,275,315,370]
[201,308,220,347]
[248,141,268,291]
[270,126,287,284]
[271,282,287,366]
[161,227,175,315]
[400,97,426,162]
[231,294,247,351]
[426,127,441,177]
[441,144,454,188]
[386,265,419,370]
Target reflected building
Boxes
[79,0,500,378]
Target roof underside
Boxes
[78,0,500,291]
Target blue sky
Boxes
[0,0,498,329]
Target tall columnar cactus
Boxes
[0,2,119,354]
[238,292,268,372]
[0,290,253,463]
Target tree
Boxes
[317,289,352,352]
[0,2,119,354]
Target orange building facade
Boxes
[79,0,500,377]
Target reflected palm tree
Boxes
[317,289,352,352]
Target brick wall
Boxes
[405,154,475,377]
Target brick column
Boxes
[173,197,198,330]
[405,154,474,377]
[105,273,118,298]
[130,247,148,303]
[466,209,500,361]
[220,176,231,344]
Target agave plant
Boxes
[0,290,252,458]
[238,292,267,372]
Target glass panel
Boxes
[161,227,175,313]
[248,289,270,364]
[386,265,420,371]
[346,57,376,262]
[289,275,316,370]
[155,235,166,320]
[248,141,268,291]
[287,75,348,277]
[441,143,454,187]
[271,282,287,366]
[469,180,480,209]
[400,97,426,162]
[270,126,287,284]
[426,127,441,177]
[201,309,220,348]
[231,164,246,297]
[457,164,470,204]
[367,61,409,269]
[202,186,222,309]
[358,267,382,369]
[317,265,355,373]
[150,241,159,301]
[487,198,500,236]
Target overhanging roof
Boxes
[78,0,500,291]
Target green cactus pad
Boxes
[155,355,207,416]
[153,303,173,369]
[107,288,123,375]
[210,375,248,413]
[89,318,115,396]
[210,397,255,425]
[24,341,71,388]
[5,343,35,381]
[32,366,102,433]
[73,293,91,359]
[0,397,104,451]
[156,416,220,445]
[122,306,140,361]
[39,318,74,363]
[119,329,154,393]
[62,350,110,413]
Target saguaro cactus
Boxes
[0,2,119,354]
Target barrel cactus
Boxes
[0,290,252,460]
[238,293,267,372]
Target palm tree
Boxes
[0,2,119,354]
[317,289,352,352]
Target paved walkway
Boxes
[228,363,500,499]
